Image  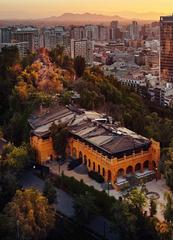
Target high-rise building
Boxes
[71,26,85,40]
[0,27,12,43]
[70,39,93,65]
[110,21,119,41]
[128,21,139,40]
[160,16,173,82]
[0,42,29,58]
[11,27,39,52]
[43,27,65,50]
[99,26,108,42]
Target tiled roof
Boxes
[29,106,150,157]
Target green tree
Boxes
[3,188,55,240]
[74,56,85,78]
[127,188,147,211]
[150,199,157,217]
[74,192,99,224]
[43,179,57,204]
[50,122,69,158]
[164,192,173,223]
[0,173,18,211]
[6,144,30,173]
[49,45,64,67]
[60,91,73,105]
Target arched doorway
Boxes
[102,168,105,177]
[93,162,95,171]
[88,159,91,167]
[117,168,125,177]
[152,161,156,169]
[98,165,100,174]
[84,155,87,165]
[108,170,112,182]
[143,160,149,169]
[135,163,141,172]
[79,151,83,161]
[126,166,133,176]
[72,148,77,159]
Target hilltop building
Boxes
[29,106,160,190]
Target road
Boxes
[19,170,119,240]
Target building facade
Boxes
[71,39,93,65]
[29,106,160,190]
[160,16,173,83]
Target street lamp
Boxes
[155,167,158,181]
[16,220,20,240]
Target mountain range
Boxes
[0,12,164,26]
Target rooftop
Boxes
[29,106,151,158]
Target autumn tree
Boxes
[3,188,55,240]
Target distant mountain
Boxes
[0,12,159,27]
[42,12,125,24]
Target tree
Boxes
[60,91,73,105]
[43,179,57,204]
[3,188,55,240]
[127,188,147,211]
[2,144,30,174]
[0,173,18,211]
[49,45,64,67]
[50,122,69,158]
[74,56,85,78]
[156,221,172,240]
[74,192,99,224]
[164,192,173,223]
[150,199,157,217]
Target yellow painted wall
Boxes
[31,135,160,188]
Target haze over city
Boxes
[0,0,172,19]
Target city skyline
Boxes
[0,0,172,19]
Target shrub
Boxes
[88,171,104,183]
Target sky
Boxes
[0,0,172,19]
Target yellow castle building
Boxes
[29,106,160,190]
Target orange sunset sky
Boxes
[0,0,172,19]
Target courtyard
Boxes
[45,160,170,221]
